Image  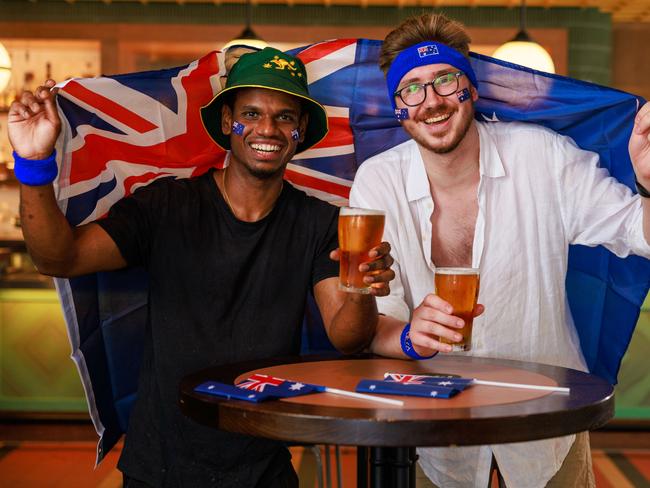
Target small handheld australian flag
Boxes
[383,373,473,391]
[356,379,460,399]
[195,374,320,403]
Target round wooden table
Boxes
[179,354,614,488]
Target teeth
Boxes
[251,143,281,152]
[424,113,451,124]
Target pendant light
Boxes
[492,0,555,73]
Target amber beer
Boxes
[338,207,385,293]
[434,267,480,351]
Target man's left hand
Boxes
[329,241,395,297]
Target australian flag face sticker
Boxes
[457,88,471,103]
[417,44,439,58]
[395,108,409,121]
[291,128,300,140]
[232,121,245,135]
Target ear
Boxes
[221,104,233,135]
[470,85,479,102]
[298,112,309,143]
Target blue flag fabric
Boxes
[195,381,271,402]
[195,375,319,402]
[52,39,648,462]
[356,379,460,399]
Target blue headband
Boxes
[386,41,478,110]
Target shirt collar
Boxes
[477,121,506,179]
[406,141,430,202]
[406,122,506,201]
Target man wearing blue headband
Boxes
[350,12,650,488]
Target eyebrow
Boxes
[239,104,300,116]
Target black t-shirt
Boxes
[97,169,339,487]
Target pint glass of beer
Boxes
[434,267,480,351]
[338,207,385,294]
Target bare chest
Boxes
[429,199,478,268]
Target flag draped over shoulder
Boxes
[52,38,649,463]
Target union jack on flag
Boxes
[382,373,427,385]
[52,38,648,463]
[236,374,287,392]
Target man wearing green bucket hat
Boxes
[9,47,395,487]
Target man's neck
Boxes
[215,163,285,222]
[419,123,481,192]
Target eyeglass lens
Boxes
[398,72,462,107]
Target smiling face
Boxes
[396,63,478,155]
[221,87,308,179]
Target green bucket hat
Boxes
[200,47,329,154]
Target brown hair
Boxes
[379,12,472,75]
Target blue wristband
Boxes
[13,150,58,186]
[400,322,438,360]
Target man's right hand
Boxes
[408,293,485,354]
[8,79,61,160]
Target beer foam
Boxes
[340,207,385,216]
[435,267,479,275]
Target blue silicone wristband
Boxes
[13,150,58,186]
[400,322,438,360]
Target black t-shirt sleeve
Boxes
[95,180,169,269]
[311,203,340,288]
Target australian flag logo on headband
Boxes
[417,44,439,58]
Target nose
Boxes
[255,116,279,137]
[423,83,444,107]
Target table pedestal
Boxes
[358,446,418,488]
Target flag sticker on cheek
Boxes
[232,121,245,135]
[457,88,471,103]
[291,129,300,141]
[395,108,409,121]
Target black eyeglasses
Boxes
[394,71,465,107]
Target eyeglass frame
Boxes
[393,71,466,107]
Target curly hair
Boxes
[379,12,472,76]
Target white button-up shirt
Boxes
[350,121,650,488]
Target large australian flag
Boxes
[52,39,648,463]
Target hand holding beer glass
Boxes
[338,207,385,294]
[434,267,480,351]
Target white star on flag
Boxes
[438,381,453,386]
[289,382,306,391]
[430,391,438,397]
[481,112,500,122]
[369,384,376,390]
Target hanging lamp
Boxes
[492,0,555,73]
